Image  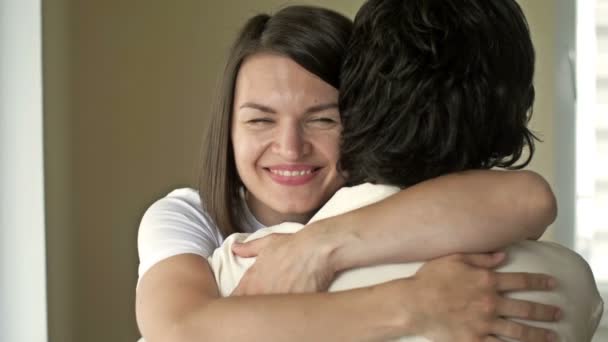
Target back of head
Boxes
[339,0,537,187]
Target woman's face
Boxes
[231,53,345,226]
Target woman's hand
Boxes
[231,231,337,295]
[395,252,560,342]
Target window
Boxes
[575,0,608,327]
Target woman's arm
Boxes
[231,169,556,293]
[136,253,558,342]
[137,254,404,342]
[313,169,557,271]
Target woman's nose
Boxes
[271,123,311,160]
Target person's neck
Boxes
[245,196,314,226]
[257,211,312,226]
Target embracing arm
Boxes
[136,254,408,342]
[137,253,558,342]
[306,169,557,271]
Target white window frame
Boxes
[576,0,608,327]
[555,0,607,328]
[0,0,48,341]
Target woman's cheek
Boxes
[317,130,342,159]
[234,131,271,162]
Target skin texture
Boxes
[231,53,345,226]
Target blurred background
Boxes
[1,0,606,341]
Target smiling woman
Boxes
[231,53,345,226]
[197,6,352,239]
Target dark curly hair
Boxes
[339,0,537,187]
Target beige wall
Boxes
[518,0,556,181]
[43,1,575,341]
[43,0,75,341]
[517,0,559,240]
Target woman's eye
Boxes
[309,117,339,128]
[247,118,274,125]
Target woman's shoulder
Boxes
[137,187,224,278]
[146,187,205,216]
[140,187,220,236]
[164,187,202,205]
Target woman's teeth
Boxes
[270,169,313,176]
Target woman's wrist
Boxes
[300,217,361,274]
[368,279,420,338]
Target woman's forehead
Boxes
[234,53,338,110]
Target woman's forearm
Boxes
[179,288,407,342]
[137,255,409,342]
[138,254,559,342]
[307,169,557,271]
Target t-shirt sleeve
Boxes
[137,189,223,281]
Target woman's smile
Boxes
[265,165,321,186]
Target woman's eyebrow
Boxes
[239,102,276,113]
[238,102,338,114]
[304,103,339,114]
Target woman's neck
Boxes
[245,193,315,226]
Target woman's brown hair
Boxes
[199,6,352,237]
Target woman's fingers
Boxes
[491,318,557,342]
[231,239,264,258]
[495,272,556,291]
[496,297,561,322]
[460,252,506,268]
[232,233,288,258]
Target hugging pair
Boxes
[137,0,604,341]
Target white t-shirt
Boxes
[137,188,265,279]
[138,184,604,341]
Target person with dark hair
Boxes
[135,4,569,342]
[339,0,537,187]
[219,1,602,341]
